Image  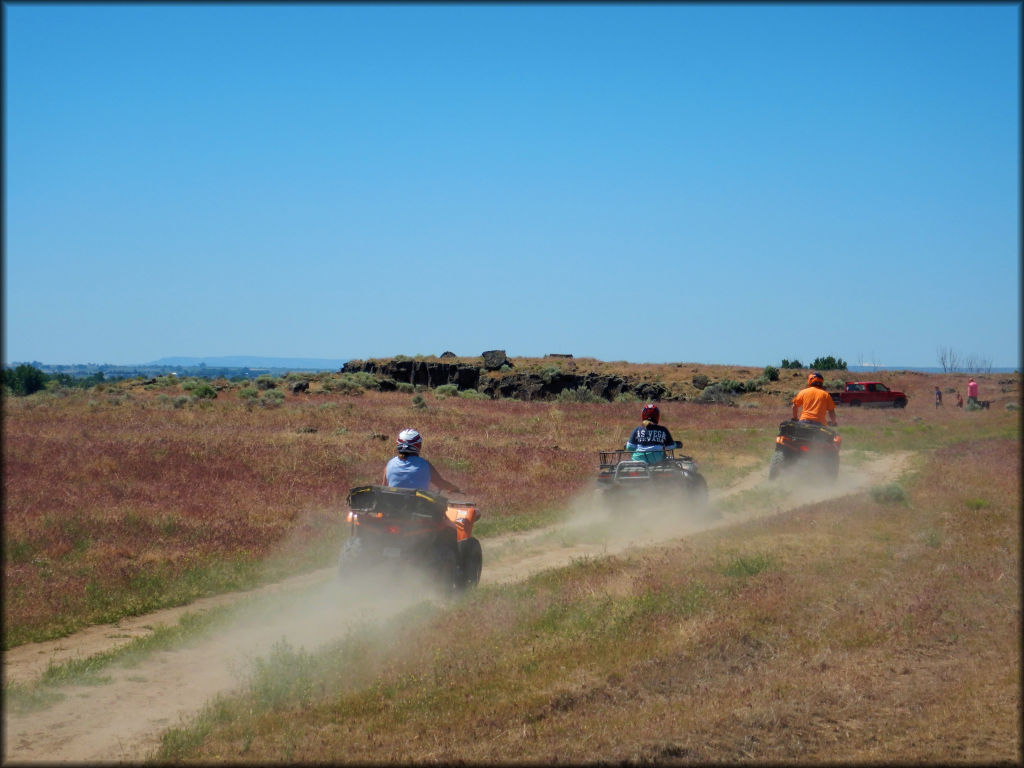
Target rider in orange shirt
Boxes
[792,372,838,427]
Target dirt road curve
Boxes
[3,452,913,763]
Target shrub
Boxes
[173,396,192,409]
[1005,402,1020,412]
[459,389,488,399]
[692,374,710,390]
[191,383,217,399]
[238,387,258,400]
[780,359,803,369]
[261,390,285,407]
[434,384,459,399]
[695,384,736,405]
[555,387,602,403]
[870,483,908,505]
[396,382,415,394]
[615,391,639,403]
[255,375,278,391]
[763,365,779,382]
[411,395,427,410]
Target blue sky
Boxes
[4,3,1020,368]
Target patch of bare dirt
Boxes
[2,451,915,763]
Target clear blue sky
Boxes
[4,3,1020,368]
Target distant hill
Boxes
[147,356,345,371]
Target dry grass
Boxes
[3,365,1018,651]
[156,435,1019,763]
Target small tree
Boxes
[4,364,48,396]
[811,355,848,371]
[780,359,803,369]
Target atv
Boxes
[596,441,709,512]
[338,485,482,594]
[769,420,841,480]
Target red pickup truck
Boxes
[830,381,908,408]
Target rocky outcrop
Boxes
[481,350,512,370]
[340,358,671,402]
[342,359,482,390]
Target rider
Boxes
[792,372,838,428]
[625,404,677,464]
[383,428,461,493]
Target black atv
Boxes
[769,420,841,480]
[338,485,482,593]
[596,441,709,512]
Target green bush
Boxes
[192,383,217,399]
[615,391,639,403]
[780,359,803,369]
[396,382,415,394]
[261,390,285,407]
[3,364,48,396]
[692,374,710,390]
[763,365,780,382]
[458,389,488,399]
[811,355,848,371]
[870,483,908,505]
[411,395,427,410]
[694,384,735,406]
[555,387,602,403]
[238,387,258,400]
[434,384,459,399]
[1005,402,1020,412]
[255,375,278,391]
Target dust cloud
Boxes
[4,452,914,762]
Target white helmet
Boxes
[396,428,422,455]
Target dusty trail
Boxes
[3,451,914,763]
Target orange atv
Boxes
[769,420,841,480]
[338,486,482,593]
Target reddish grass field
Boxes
[3,365,1018,647]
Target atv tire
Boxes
[337,536,364,579]
[827,452,840,480]
[427,543,459,595]
[769,450,785,480]
[686,473,709,510]
[457,537,483,590]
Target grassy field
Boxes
[3,362,1020,762]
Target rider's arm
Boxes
[427,459,460,494]
[625,426,640,451]
[827,400,838,427]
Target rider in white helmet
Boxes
[383,428,461,493]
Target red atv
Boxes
[338,485,482,593]
[769,420,841,480]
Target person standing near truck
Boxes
[792,372,838,427]
[967,378,979,407]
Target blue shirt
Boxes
[385,455,432,490]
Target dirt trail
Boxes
[3,451,914,763]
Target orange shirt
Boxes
[792,386,835,425]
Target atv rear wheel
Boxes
[686,473,709,510]
[337,536,364,579]
[457,537,482,590]
[427,543,459,595]
[769,450,785,480]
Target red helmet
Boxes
[641,404,660,423]
[808,372,824,387]
[396,428,422,455]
